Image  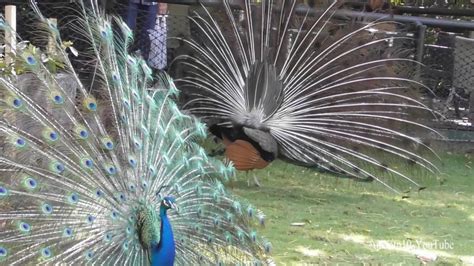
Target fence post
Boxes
[47,18,58,55]
[415,23,426,82]
[4,5,17,65]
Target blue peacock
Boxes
[0,1,271,264]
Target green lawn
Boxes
[229,153,474,265]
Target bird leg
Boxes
[253,173,262,187]
[247,171,261,187]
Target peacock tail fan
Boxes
[172,0,443,192]
[0,1,271,264]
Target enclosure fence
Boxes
[1,0,474,133]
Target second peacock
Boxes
[175,0,441,191]
[0,0,271,265]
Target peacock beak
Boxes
[170,202,178,212]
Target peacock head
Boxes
[160,196,178,212]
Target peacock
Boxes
[174,0,441,190]
[0,1,271,264]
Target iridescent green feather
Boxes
[0,1,271,265]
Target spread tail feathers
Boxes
[174,0,441,192]
[0,1,272,264]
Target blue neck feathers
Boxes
[150,206,175,266]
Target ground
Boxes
[229,153,474,265]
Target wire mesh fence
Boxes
[0,1,472,128]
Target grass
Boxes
[227,153,474,265]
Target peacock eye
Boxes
[63,228,73,237]
[16,138,25,146]
[87,215,95,223]
[19,222,31,232]
[0,246,7,257]
[80,130,89,138]
[53,95,64,104]
[95,189,103,197]
[85,250,94,260]
[0,186,7,196]
[41,247,52,258]
[42,203,53,214]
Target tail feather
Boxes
[175,0,440,191]
[0,1,271,264]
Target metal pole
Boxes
[4,5,16,65]
[415,22,426,82]
[159,0,474,31]
[394,6,474,17]
[159,0,243,8]
[295,7,474,31]
[343,1,474,17]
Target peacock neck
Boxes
[150,206,175,266]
